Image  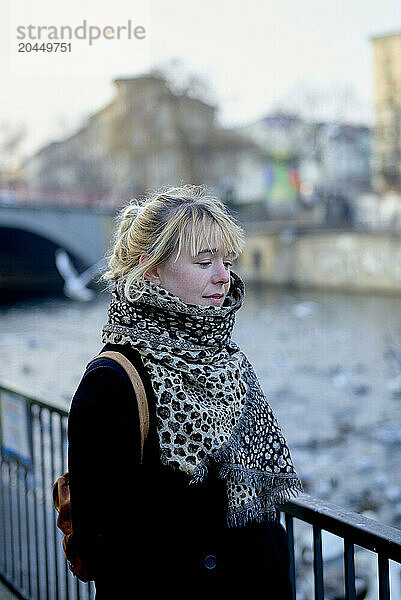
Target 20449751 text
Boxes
[18,42,72,52]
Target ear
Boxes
[139,254,161,284]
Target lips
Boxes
[204,294,224,298]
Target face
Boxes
[144,246,233,307]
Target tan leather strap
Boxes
[87,351,149,463]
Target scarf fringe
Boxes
[189,450,303,529]
[218,465,303,490]
[190,458,303,491]
[226,479,304,528]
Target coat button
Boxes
[204,554,217,569]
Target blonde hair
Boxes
[103,184,245,300]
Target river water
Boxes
[1,285,401,530]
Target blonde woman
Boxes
[68,185,302,598]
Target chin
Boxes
[202,297,225,307]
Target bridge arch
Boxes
[0,205,114,266]
[0,226,88,302]
[0,205,114,301]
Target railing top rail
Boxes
[0,380,69,417]
[282,494,401,563]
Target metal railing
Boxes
[1,383,401,599]
[283,495,401,599]
[0,384,95,600]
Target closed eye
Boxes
[197,260,233,269]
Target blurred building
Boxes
[315,123,371,196]
[18,74,373,218]
[371,31,401,193]
[19,75,261,206]
[236,113,371,218]
[236,114,304,215]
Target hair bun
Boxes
[122,200,142,222]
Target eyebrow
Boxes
[197,248,217,255]
[196,248,234,257]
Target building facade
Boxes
[371,31,401,193]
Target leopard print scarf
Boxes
[102,272,302,526]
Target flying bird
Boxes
[55,248,105,302]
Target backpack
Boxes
[52,351,149,582]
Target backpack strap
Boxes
[86,351,149,463]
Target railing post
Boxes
[16,463,23,591]
[344,539,356,600]
[0,456,6,575]
[285,513,296,600]
[7,462,15,583]
[313,525,324,600]
[50,412,60,600]
[378,555,390,600]
[30,404,42,600]
[39,407,50,600]
[24,468,32,598]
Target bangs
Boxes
[176,212,244,260]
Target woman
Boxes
[68,185,302,598]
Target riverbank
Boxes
[238,228,401,295]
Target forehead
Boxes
[179,220,234,256]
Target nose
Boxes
[212,261,230,284]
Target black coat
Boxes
[68,342,293,598]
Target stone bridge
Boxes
[3,203,401,301]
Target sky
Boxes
[1,0,400,166]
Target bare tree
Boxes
[274,83,364,124]
[0,122,27,165]
[151,59,216,104]
[0,122,28,188]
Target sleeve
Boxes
[67,360,141,575]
